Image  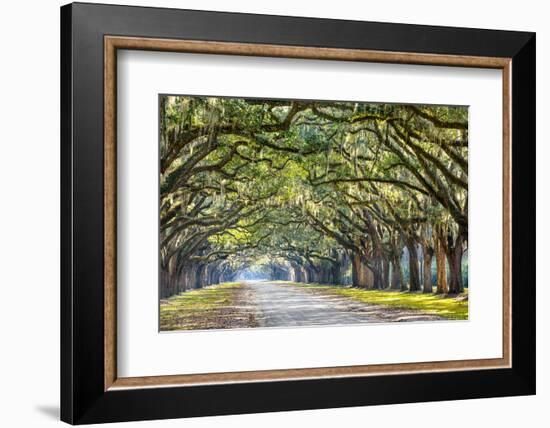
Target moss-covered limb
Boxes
[279,281,468,320]
[160,97,469,299]
[159,282,259,331]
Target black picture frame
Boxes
[61,2,535,424]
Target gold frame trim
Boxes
[104,36,512,391]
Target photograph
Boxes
[159,95,469,331]
[48,1,537,425]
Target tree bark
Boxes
[193,264,204,289]
[389,235,405,290]
[371,258,384,290]
[406,241,421,291]
[390,258,405,290]
[331,262,341,285]
[445,231,465,294]
[435,235,448,293]
[352,253,373,288]
[160,268,171,298]
[306,267,318,284]
[341,251,352,285]
[382,258,390,290]
[293,265,306,283]
[166,256,179,297]
[422,246,433,293]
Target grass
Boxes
[160,280,468,331]
[280,282,468,320]
[160,282,247,331]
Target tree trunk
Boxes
[390,258,404,290]
[446,231,465,294]
[422,246,433,293]
[166,257,179,297]
[435,237,448,293]
[193,264,204,289]
[340,251,352,285]
[447,245,464,293]
[212,268,220,285]
[299,266,306,282]
[205,265,213,286]
[288,267,296,282]
[331,261,341,285]
[352,253,373,288]
[175,261,188,294]
[186,264,197,290]
[406,241,421,291]
[294,265,306,283]
[160,268,170,298]
[382,258,390,290]
[371,258,383,290]
[306,267,318,284]
[389,237,405,290]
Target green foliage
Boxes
[160,282,258,330]
[159,95,468,295]
[286,282,468,320]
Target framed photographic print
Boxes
[60,2,536,424]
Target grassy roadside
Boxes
[160,282,258,331]
[281,282,468,320]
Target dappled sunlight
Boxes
[289,282,468,320]
[160,282,260,331]
[161,281,459,331]
[159,96,469,331]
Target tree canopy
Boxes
[159,95,468,298]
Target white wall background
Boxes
[0,1,545,427]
